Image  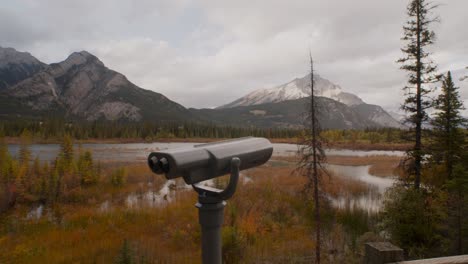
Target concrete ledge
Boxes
[364,242,404,264]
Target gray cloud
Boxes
[0,0,467,111]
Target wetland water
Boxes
[326,164,395,213]
[10,142,401,216]
[7,142,405,162]
[267,160,397,213]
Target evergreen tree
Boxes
[446,164,468,254]
[33,157,41,178]
[54,135,75,199]
[430,71,467,254]
[78,150,97,186]
[59,134,74,172]
[430,71,466,180]
[110,168,127,187]
[382,186,448,258]
[14,164,28,202]
[0,137,9,181]
[17,130,32,201]
[18,130,32,168]
[31,157,42,195]
[398,0,440,189]
[0,137,12,211]
[116,239,133,264]
[50,166,59,202]
[40,162,50,201]
[382,0,447,258]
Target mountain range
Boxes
[219,74,401,128]
[0,47,46,90]
[0,48,193,122]
[219,74,364,108]
[0,47,402,129]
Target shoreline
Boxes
[3,136,410,151]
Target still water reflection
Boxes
[8,142,404,163]
[326,164,396,213]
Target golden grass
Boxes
[0,154,392,263]
[0,194,201,263]
[51,163,166,207]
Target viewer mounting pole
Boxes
[148,137,273,264]
[192,158,240,264]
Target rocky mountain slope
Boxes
[351,104,402,128]
[220,74,402,128]
[0,48,193,122]
[0,47,46,90]
[194,97,386,130]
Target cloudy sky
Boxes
[1,0,467,112]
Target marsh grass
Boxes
[0,155,392,263]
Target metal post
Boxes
[192,157,240,264]
[196,196,226,264]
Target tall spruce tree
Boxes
[430,71,467,254]
[59,134,74,172]
[382,0,446,257]
[398,0,440,189]
[298,54,326,264]
[116,239,134,264]
[447,164,468,255]
[430,71,466,180]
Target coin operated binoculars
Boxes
[148,137,273,264]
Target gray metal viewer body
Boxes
[148,137,273,264]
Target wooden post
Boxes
[364,242,404,264]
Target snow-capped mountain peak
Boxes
[218,73,403,128]
[219,74,364,109]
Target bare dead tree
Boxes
[297,53,327,264]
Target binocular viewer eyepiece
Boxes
[148,137,273,184]
[148,156,170,174]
